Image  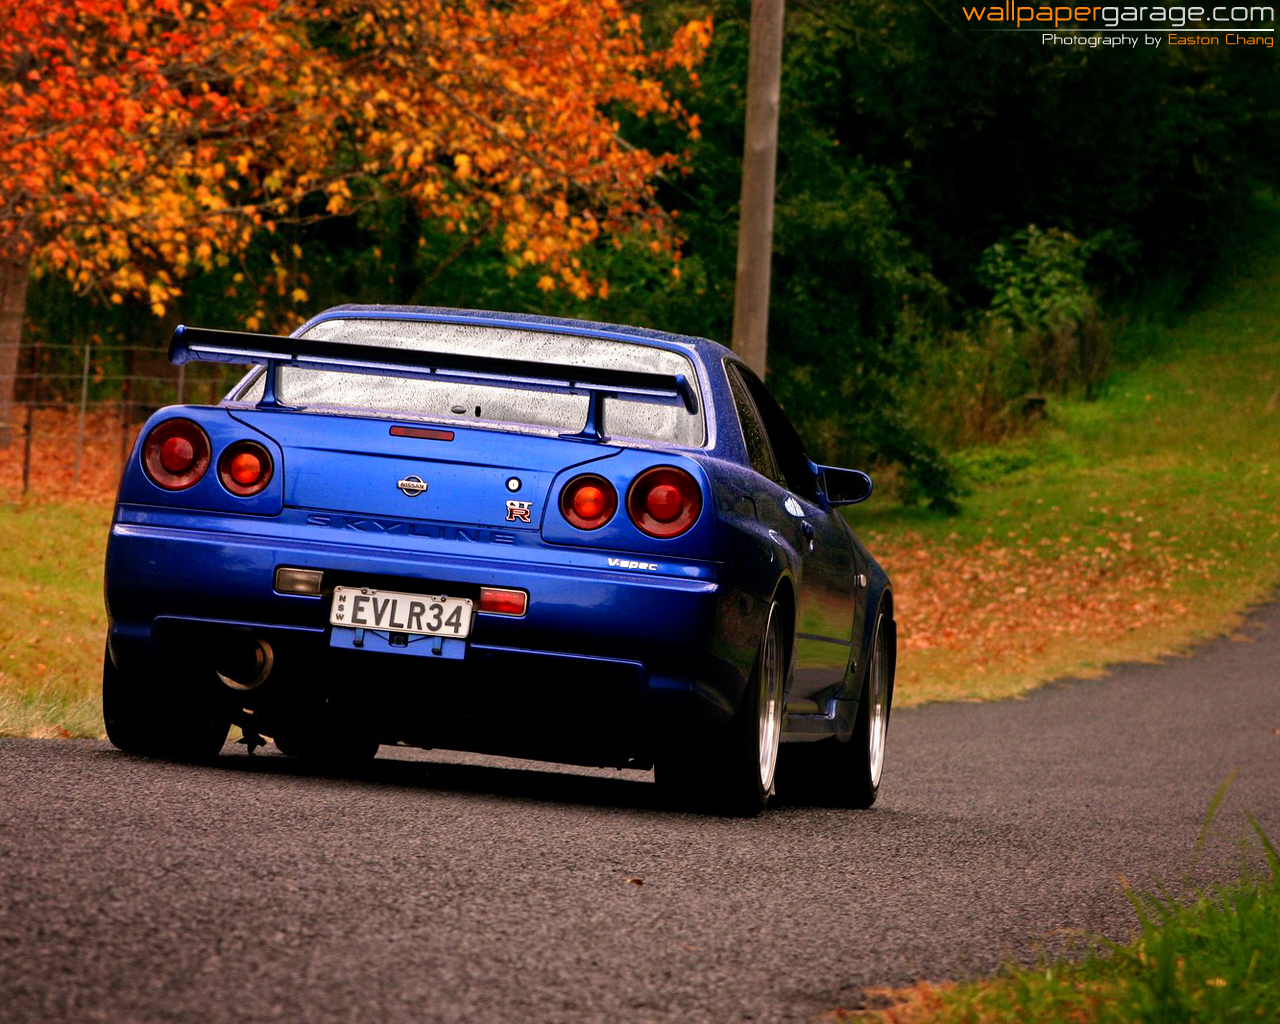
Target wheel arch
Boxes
[877,585,897,704]
[770,575,798,683]
[839,579,895,713]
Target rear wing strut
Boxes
[169,325,698,442]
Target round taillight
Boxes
[142,419,211,490]
[218,441,274,496]
[627,466,702,539]
[560,474,617,530]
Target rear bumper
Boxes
[105,507,763,762]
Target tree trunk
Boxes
[0,254,32,449]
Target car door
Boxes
[726,365,857,707]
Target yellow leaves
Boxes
[536,275,555,292]
[453,153,472,180]
[290,287,307,303]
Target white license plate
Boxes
[330,587,473,639]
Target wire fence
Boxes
[0,341,240,502]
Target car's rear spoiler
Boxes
[169,325,697,442]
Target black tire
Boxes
[102,643,230,761]
[780,607,894,808]
[655,600,786,817]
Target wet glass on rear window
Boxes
[234,319,704,447]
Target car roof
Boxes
[298,305,737,368]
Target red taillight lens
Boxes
[627,466,702,539]
[574,485,606,519]
[142,419,211,490]
[560,474,617,530]
[160,436,195,474]
[479,587,528,616]
[218,441,273,496]
[230,451,262,485]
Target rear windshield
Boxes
[233,318,705,447]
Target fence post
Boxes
[119,345,134,465]
[74,343,91,485]
[20,402,34,496]
[20,340,39,496]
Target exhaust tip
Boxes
[216,638,274,692]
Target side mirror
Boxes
[820,466,873,506]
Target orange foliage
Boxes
[0,0,711,307]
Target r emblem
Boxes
[505,499,533,523]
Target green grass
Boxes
[850,803,1280,1023]
[0,500,111,737]
[850,208,1280,705]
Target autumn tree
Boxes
[0,0,711,445]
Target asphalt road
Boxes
[3,602,1279,1023]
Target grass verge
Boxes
[844,805,1280,1023]
[0,500,111,737]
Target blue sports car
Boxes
[103,306,895,814]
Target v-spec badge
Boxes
[608,557,658,571]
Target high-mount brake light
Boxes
[218,441,274,497]
[142,419,211,490]
[560,474,617,530]
[627,466,702,539]
[479,587,528,616]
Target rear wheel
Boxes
[780,607,893,808]
[656,600,785,816]
[102,644,230,761]
[849,609,892,807]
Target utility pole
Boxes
[731,0,785,379]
